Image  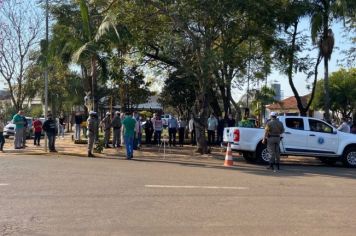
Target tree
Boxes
[310,0,355,122]
[72,0,105,112]
[0,0,41,110]
[313,68,356,119]
[159,71,196,118]
[274,0,320,116]
[118,65,151,111]
[251,86,276,123]
[103,0,285,154]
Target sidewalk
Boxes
[0,132,230,162]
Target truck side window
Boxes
[286,118,304,130]
[308,119,333,133]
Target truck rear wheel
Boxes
[256,142,270,164]
[342,147,356,168]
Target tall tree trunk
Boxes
[323,57,330,122]
[192,92,209,154]
[91,56,98,112]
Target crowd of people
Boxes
[0,110,355,158]
[76,111,241,159]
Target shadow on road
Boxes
[126,156,356,180]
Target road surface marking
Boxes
[0,183,9,186]
[145,185,248,190]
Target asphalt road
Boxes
[1,154,356,236]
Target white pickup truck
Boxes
[223,116,356,167]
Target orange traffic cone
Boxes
[224,143,234,167]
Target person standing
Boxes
[13,110,25,149]
[87,111,98,157]
[217,115,225,145]
[74,112,82,140]
[338,117,350,133]
[120,113,126,146]
[33,118,43,146]
[207,114,218,146]
[58,116,65,138]
[100,112,112,148]
[188,115,196,145]
[133,112,142,149]
[168,115,178,146]
[262,112,284,171]
[42,113,58,152]
[178,117,186,147]
[0,114,5,152]
[144,117,154,145]
[226,114,236,127]
[111,111,122,148]
[122,112,136,159]
[22,115,28,148]
[153,114,163,145]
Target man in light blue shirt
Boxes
[207,114,218,146]
[168,115,178,146]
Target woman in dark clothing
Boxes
[144,117,154,145]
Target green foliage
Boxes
[94,139,105,153]
[119,66,152,111]
[251,86,276,120]
[159,71,196,117]
[139,111,153,119]
[30,106,44,118]
[313,68,356,117]
[0,101,17,122]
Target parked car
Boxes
[223,116,356,168]
[4,117,34,139]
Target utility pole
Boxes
[44,0,49,152]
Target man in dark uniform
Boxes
[100,112,112,148]
[262,112,284,171]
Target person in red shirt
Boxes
[33,118,43,146]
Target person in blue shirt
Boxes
[168,115,178,146]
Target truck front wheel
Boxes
[256,143,270,164]
[342,147,356,168]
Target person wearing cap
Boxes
[262,112,284,171]
[87,111,98,157]
[42,113,58,152]
[111,111,122,148]
[100,112,112,148]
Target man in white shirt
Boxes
[338,118,350,133]
[188,115,196,146]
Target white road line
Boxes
[0,183,9,186]
[145,185,248,190]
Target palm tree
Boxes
[72,0,103,112]
[310,0,354,122]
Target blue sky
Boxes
[235,18,355,101]
[1,2,354,102]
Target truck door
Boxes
[307,118,339,154]
[282,117,308,153]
